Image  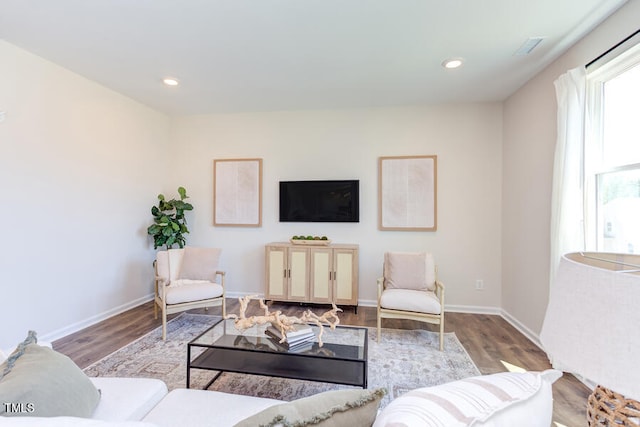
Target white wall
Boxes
[501,0,640,340]
[170,104,503,309]
[0,41,169,349]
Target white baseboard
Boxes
[43,293,541,358]
[361,302,504,315]
[40,294,154,344]
[226,293,379,308]
[357,299,376,307]
[445,304,502,315]
[500,308,543,350]
[226,295,505,317]
[358,301,504,315]
[225,291,264,300]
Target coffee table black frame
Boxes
[187,318,368,390]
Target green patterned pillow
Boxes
[0,331,101,417]
[234,388,386,427]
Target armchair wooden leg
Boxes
[162,307,167,341]
[153,300,158,320]
[222,297,226,318]
[439,317,445,351]
[377,311,382,342]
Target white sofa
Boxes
[0,376,287,426]
[0,338,563,427]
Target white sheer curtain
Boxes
[549,66,587,285]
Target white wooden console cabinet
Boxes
[264,242,359,312]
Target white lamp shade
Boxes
[540,252,640,401]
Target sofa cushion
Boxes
[177,246,221,282]
[89,377,168,421]
[142,388,283,427]
[0,331,101,418]
[379,288,441,314]
[373,369,562,427]
[0,417,158,427]
[234,388,386,427]
[384,252,436,291]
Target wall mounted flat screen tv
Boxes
[279,180,359,222]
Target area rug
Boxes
[84,313,480,407]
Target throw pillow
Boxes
[373,369,562,427]
[234,388,386,427]
[177,246,221,282]
[0,331,101,418]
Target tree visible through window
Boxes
[587,45,640,254]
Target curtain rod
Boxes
[586,28,640,68]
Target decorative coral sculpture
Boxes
[225,295,342,347]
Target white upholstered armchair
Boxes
[377,252,445,350]
[154,246,226,340]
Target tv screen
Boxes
[279,180,359,223]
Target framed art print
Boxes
[213,158,263,227]
[378,155,437,231]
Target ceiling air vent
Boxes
[514,37,545,55]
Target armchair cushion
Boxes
[164,282,224,305]
[177,247,221,282]
[384,252,436,291]
[379,288,441,315]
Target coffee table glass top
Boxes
[191,319,367,361]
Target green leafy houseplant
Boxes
[147,187,193,250]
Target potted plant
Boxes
[147,187,193,249]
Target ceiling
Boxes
[0,0,628,116]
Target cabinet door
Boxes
[265,246,287,300]
[309,248,333,303]
[333,248,358,305]
[288,247,310,301]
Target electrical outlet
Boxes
[475,279,484,290]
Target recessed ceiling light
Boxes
[163,77,180,86]
[442,58,464,69]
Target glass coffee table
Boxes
[187,318,368,390]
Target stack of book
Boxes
[265,324,314,351]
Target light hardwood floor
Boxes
[53,300,590,426]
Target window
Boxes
[586,44,640,254]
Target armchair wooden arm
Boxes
[435,280,445,306]
[376,277,384,299]
[215,270,226,284]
